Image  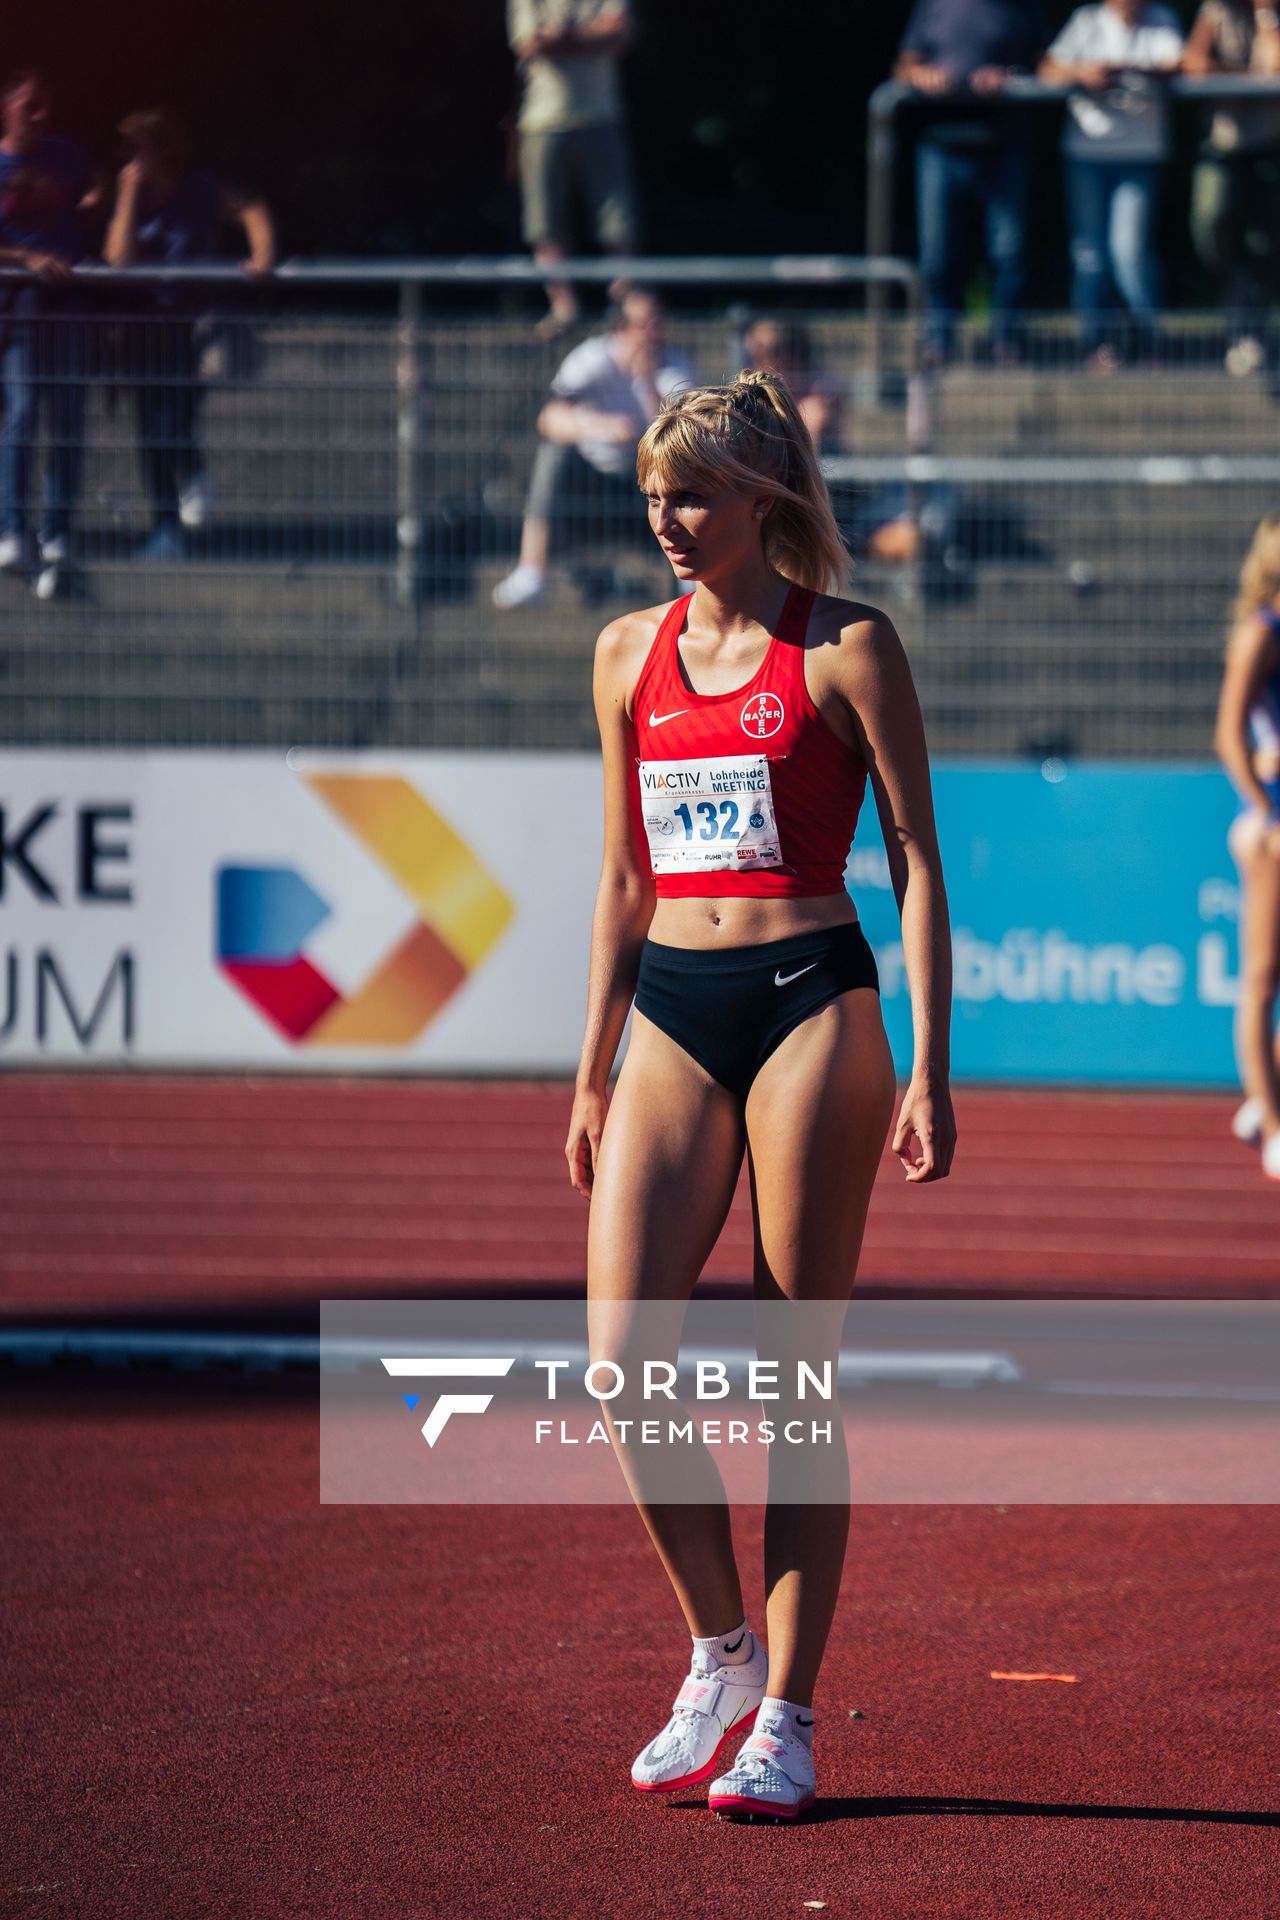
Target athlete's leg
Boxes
[1229,817,1280,1134]
[742,988,896,1707]
[588,1008,749,1635]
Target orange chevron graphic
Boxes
[294,772,513,1047]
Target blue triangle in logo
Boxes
[402,1394,420,1411]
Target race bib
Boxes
[638,754,784,874]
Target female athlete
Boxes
[1214,515,1280,1181]
[564,370,956,1822]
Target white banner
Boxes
[0,751,603,1068]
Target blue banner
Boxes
[847,762,1245,1088]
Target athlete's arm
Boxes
[565,614,657,1197]
[1215,611,1280,824]
[833,607,956,1183]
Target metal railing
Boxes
[0,261,1275,760]
[864,73,1280,359]
[0,256,919,608]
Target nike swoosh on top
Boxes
[775,963,819,987]
[649,708,690,726]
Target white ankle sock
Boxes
[691,1619,754,1669]
[756,1695,813,1750]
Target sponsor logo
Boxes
[649,708,690,726]
[775,962,818,987]
[748,810,765,830]
[640,768,702,791]
[217,774,512,1047]
[741,692,784,739]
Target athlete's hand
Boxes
[566,1085,609,1198]
[893,1077,956,1183]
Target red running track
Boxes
[0,1076,1277,1319]
[3,1372,1277,1920]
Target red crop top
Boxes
[630,583,868,898]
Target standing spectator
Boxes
[104,109,276,560]
[1183,0,1280,374]
[1040,0,1185,372]
[492,290,691,609]
[894,0,1052,367]
[507,0,637,338]
[0,70,98,600]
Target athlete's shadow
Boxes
[665,1794,1277,1828]
[804,1795,1280,1828]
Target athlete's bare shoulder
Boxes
[594,598,676,716]
[1228,606,1279,665]
[809,589,897,645]
[805,590,909,694]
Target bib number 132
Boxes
[674,799,740,840]
[638,753,783,873]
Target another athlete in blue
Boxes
[1214,515,1280,1181]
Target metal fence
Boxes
[0,259,1276,760]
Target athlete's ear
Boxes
[751,494,774,521]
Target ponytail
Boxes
[636,369,851,594]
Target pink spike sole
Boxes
[709,1789,815,1822]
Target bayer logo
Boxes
[741,692,784,738]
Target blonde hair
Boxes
[636,369,850,594]
[1231,516,1280,637]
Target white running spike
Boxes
[631,1633,768,1794]
[707,1725,816,1820]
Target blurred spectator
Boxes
[1040,1,1185,371]
[739,312,929,566]
[492,290,691,609]
[1183,0,1280,374]
[0,70,99,600]
[740,316,844,455]
[894,0,1052,366]
[104,109,276,561]
[507,1,636,338]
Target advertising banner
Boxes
[849,762,1244,1086]
[0,752,1246,1084]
